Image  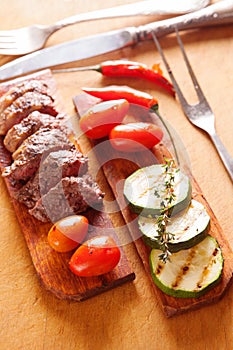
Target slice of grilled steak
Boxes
[0,79,50,115]
[12,126,73,160]
[29,174,104,222]
[13,147,88,208]
[0,90,58,135]
[41,147,88,179]
[3,111,62,153]
[2,128,73,183]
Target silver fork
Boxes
[151,28,233,183]
[0,0,210,56]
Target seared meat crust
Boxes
[0,80,49,115]
[0,91,57,135]
[3,111,60,152]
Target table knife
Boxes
[0,0,233,82]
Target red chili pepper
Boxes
[55,60,175,97]
[82,85,159,111]
[98,60,175,97]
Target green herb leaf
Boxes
[154,158,179,263]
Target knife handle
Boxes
[136,0,233,40]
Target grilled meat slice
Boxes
[41,147,88,179]
[29,174,104,222]
[12,126,72,160]
[0,79,49,115]
[13,147,88,208]
[3,111,62,152]
[2,128,73,183]
[0,90,57,135]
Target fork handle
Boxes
[52,0,233,35]
[50,0,201,31]
[209,132,233,182]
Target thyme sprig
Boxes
[154,158,179,263]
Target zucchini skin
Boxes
[142,226,209,253]
[124,165,192,217]
[149,236,224,298]
[149,260,223,299]
[139,199,211,252]
[126,186,192,217]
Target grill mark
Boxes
[195,247,220,290]
[171,248,196,289]
[137,170,182,202]
[137,172,164,199]
[156,263,165,275]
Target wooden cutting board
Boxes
[0,70,135,301]
[73,93,233,317]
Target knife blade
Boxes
[1,0,233,82]
[0,28,138,82]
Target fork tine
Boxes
[174,27,207,103]
[0,38,17,49]
[151,30,189,109]
[0,32,17,47]
[0,29,20,37]
[152,27,210,107]
[152,29,233,182]
[0,34,16,42]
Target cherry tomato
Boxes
[47,215,89,253]
[109,122,163,152]
[69,236,121,277]
[79,99,129,139]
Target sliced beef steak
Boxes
[40,147,88,179]
[0,91,58,135]
[13,147,88,208]
[29,174,104,222]
[0,79,50,115]
[2,128,73,183]
[3,111,62,152]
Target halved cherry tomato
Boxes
[109,122,163,152]
[47,215,89,253]
[79,99,129,139]
[69,236,121,277]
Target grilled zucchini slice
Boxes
[149,235,223,298]
[138,199,210,252]
[123,164,191,217]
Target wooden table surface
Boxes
[0,1,233,349]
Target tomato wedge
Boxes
[47,215,89,253]
[79,99,129,139]
[69,236,121,277]
[109,122,163,152]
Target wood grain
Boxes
[0,70,135,301]
[73,93,233,317]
